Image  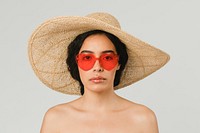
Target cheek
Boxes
[111,66,120,79]
[106,69,118,81]
[78,68,84,80]
[78,68,89,83]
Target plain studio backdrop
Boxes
[0,0,199,133]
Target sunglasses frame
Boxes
[76,53,119,71]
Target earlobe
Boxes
[117,64,121,70]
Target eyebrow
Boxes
[80,50,115,54]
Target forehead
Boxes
[79,34,117,53]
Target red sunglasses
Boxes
[76,53,119,71]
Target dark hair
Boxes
[66,30,128,95]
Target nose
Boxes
[93,59,104,72]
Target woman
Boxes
[28,12,170,133]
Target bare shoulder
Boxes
[123,99,159,133]
[43,103,70,119]
[40,102,74,133]
[128,101,157,120]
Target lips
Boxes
[89,76,106,83]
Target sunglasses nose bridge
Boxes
[93,57,103,70]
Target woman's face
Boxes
[77,34,120,94]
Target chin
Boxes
[85,84,112,93]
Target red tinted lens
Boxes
[76,53,119,71]
[100,53,119,70]
[76,54,96,71]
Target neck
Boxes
[79,88,120,112]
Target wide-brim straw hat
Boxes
[28,12,170,95]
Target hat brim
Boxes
[28,16,170,95]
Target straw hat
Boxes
[28,12,170,95]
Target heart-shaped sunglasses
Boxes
[76,53,119,71]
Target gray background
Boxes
[0,0,199,132]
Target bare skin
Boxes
[40,34,159,133]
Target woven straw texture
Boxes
[28,12,170,95]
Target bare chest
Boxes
[59,111,139,133]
